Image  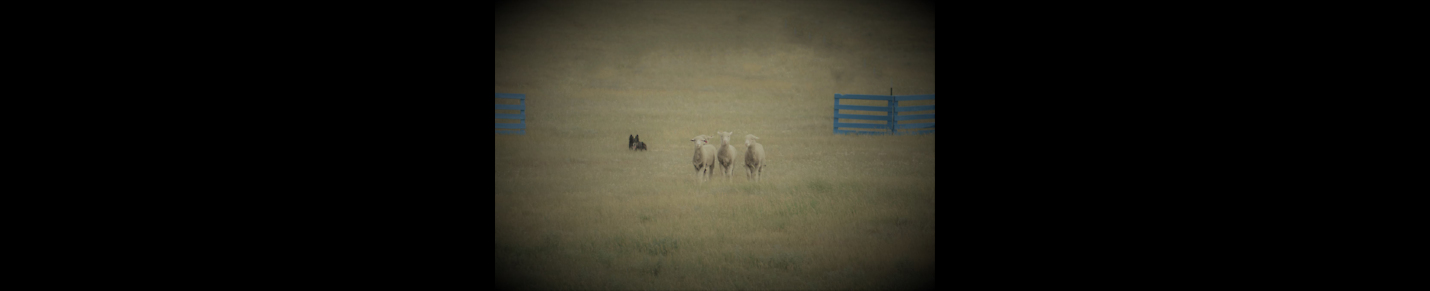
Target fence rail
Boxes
[833,94,934,135]
[495,93,525,135]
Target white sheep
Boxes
[691,135,717,183]
[716,131,737,183]
[744,134,766,182]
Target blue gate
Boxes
[495,93,526,135]
[833,94,934,135]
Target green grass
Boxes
[494,119,936,290]
[495,1,935,289]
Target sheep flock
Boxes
[688,132,765,184]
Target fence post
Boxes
[519,96,526,132]
[833,94,840,135]
[888,100,898,135]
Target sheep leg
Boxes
[717,164,724,182]
[718,164,726,182]
[728,163,736,182]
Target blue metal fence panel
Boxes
[834,113,893,121]
[834,104,893,111]
[895,105,936,112]
[495,93,526,100]
[496,93,526,135]
[495,104,526,111]
[894,114,935,121]
[895,123,936,130]
[834,129,896,135]
[837,94,896,101]
[494,113,526,120]
[834,93,934,135]
[835,122,893,129]
[895,94,936,101]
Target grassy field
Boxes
[495,1,935,289]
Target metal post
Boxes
[888,88,897,135]
[520,98,526,135]
[833,94,840,134]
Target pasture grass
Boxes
[495,126,935,289]
[495,0,935,289]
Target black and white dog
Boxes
[629,135,647,151]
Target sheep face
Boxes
[717,131,733,145]
[745,134,759,147]
[691,135,709,147]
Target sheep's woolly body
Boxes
[744,134,766,182]
[691,135,717,183]
[716,131,737,183]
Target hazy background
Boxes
[495,0,935,289]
